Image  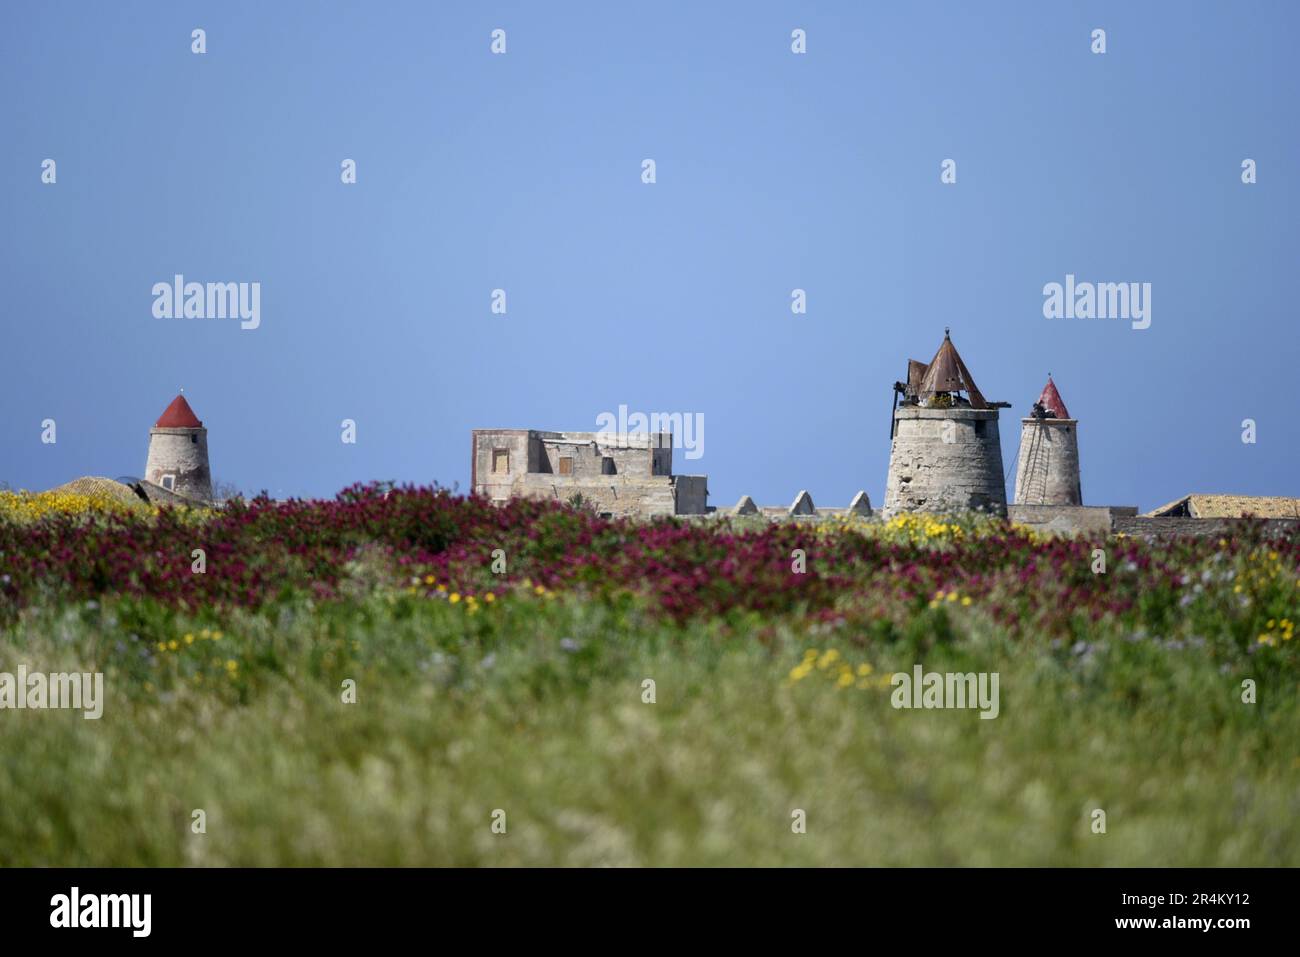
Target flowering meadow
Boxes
[1,484,1297,865]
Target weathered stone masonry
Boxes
[471,428,707,519]
[884,407,1007,516]
[144,394,213,504]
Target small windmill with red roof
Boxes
[143,391,213,502]
[1031,375,1071,420]
[1014,375,1082,506]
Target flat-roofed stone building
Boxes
[471,429,707,519]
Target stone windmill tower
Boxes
[144,393,213,503]
[1013,376,1082,506]
[883,330,1009,517]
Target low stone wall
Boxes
[514,473,709,519]
[736,490,871,520]
[1114,516,1300,539]
[1008,505,1136,537]
[135,479,209,508]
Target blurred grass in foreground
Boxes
[1,588,1295,866]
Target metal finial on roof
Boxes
[944,326,950,337]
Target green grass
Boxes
[1,591,1296,866]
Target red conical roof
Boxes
[1036,377,1070,419]
[155,394,203,428]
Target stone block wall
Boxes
[533,434,671,479]
[516,474,682,519]
[1008,504,1135,537]
[883,407,1007,517]
[1113,516,1300,539]
[471,429,705,518]
[471,429,535,503]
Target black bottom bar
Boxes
[0,867,1284,943]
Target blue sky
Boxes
[3,1,1297,510]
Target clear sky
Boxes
[3,1,1297,510]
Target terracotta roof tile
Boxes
[1144,494,1300,519]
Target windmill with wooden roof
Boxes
[890,328,1010,438]
[883,331,1009,517]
